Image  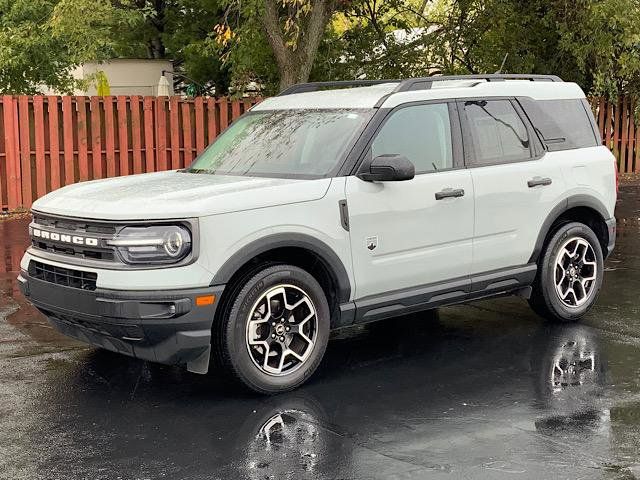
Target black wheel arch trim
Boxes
[210,233,352,304]
[529,194,611,263]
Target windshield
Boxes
[186,109,373,178]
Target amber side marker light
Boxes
[196,295,216,306]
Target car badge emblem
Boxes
[366,236,378,251]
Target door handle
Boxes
[527,177,552,188]
[435,188,465,200]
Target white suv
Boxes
[18,75,617,393]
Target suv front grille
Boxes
[29,260,98,291]
[30,213,117,262]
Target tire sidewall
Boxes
[226,265,330,393]
[540,223,604,321]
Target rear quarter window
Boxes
[518,98,599,151]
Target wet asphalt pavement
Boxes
[2,190,640,480]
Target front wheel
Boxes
[529,222,604,323]
[216,264,330,394]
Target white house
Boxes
[47,58,174,96]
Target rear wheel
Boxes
[215,264,330,394]
[529,222,604,322]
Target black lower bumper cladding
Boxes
[17,269,224,373]
[606,217,616,257]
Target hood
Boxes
[32,171,332,220]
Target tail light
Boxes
[614,158,619,194]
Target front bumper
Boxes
[17,270,224,374]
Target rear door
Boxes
[459,98,567,276]
[346,101,474,300]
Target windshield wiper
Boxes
[181,168,213,174]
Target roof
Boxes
[253,83,399,110]
[252,75,587,111]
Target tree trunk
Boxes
[279,63,301,91]
[262,0,334,91]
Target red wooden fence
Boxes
[591,97,640,175]
[0,94,638,213]
[0,95,260,212]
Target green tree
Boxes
[0,0,77,94]
[217,0,353,92]
[3,0,640,97]
[420,0,640,97]
[51,0,232,94]
[313,0,443,80]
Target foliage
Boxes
[421,0,640,97]
[161,0,232,94]
[50,0,141,62]
[51,0,232,94]
[215,0,344,92]
[1,0,640,97]
[313,0,441,80]
[313,0,640,98]
[0,0,76,94]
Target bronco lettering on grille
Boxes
[32,228,99,247]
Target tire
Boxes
[529,222,604,323]
[214,264,330,394]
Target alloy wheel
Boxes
[554,237,598,308]
[245,284,318,376]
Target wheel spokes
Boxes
[246,284,318,376]
[553,236,598,308]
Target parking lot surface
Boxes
[2,189,640,480]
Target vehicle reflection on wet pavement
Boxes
[2,190,640,479]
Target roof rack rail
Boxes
[278,79,401,96]
[394,74,563,92]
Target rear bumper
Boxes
[605,217,616,258]
[17,271,224,374]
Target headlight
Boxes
[107,225,192,264]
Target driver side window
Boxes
[371,103,453,174]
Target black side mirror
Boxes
[358,154,415,182]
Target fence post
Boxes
[155,97,168,171]
[628,99,635,174]
[47,96,61,191]
[18,96,32,208]
[117,96,129,176]
[182,102,193,165]
[0,100,4,210]
[2,96,21,209]
[143,97,155,172]
[33,96,47,198]
[61,96,74,186]
[231,100,241,120]
[90,96,102,179]
[104,96,116,177]
[206,98,217,144]
[169,96,181,170]
[194,97,205,154]
[130,96,143,174]
[77,97,89,181]
[219,98,229,131]
[636,108,640,174]
[597,98,605,140]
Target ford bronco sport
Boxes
[18,74,617,393]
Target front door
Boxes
[345,102,474,300]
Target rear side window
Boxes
[462,99,532,166]
[518,98,599,151]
